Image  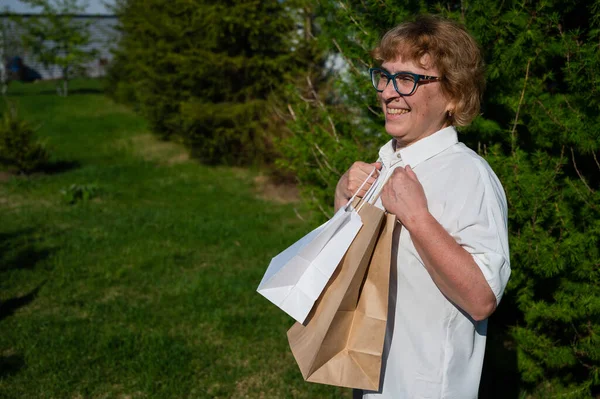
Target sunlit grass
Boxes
[0,79,350,398]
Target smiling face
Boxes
[379,55,455,148]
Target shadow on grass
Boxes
[0,160,80,178]
[0,353,25,378]
[44,88,104,96]
[0,229,49,318]
[8,88,104,96]
[0,284,44,323]
[0,228,50,379]
[0,230,53,273]
[0,227,52,336]
[40,159,81,175]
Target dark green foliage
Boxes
[276,0,600,396]
[0,104,49,174]
[106,0,301,165]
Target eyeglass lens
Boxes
[372,70,416,95]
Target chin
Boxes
[384,124,408,139]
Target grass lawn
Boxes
[0,79,350,398]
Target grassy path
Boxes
[0,80,349,398]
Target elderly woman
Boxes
[335,16,510,398]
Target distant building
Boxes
[0,14,118,80]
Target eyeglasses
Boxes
[369,68,441,96]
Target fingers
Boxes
[349,161,378,185]
[340,161,379,199]
[381,166,416,200]
[353,161,380,177]
[336,160,382,210]
[387,165,406,185]
[387,165,418,184]
[405,165,418,180]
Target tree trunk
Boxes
[58,66,69,97]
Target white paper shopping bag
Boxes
[257,169,378,323]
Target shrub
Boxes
[277,1,600,397]
[0,103,49,174]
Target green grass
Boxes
[0,79,351,398]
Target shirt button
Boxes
[396,153,402,159]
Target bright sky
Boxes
[3,0,115,15]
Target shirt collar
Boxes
[378,126,458,168]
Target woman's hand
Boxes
[381,165,429,229]
[334,161,381,211]
[382,164,497,320]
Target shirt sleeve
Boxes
[435,157,511,305]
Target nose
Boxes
[380,80,400,101]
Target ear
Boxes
[445,98,457,115]
[445,98,457,121]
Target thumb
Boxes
[405,165,418,180]
[372,161,382,171]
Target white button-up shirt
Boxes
[364,126,510,399]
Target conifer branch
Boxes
[298,95,317,103]
[314,143,341,174]
[338,1,369,37]
[311,190,331,218]
[554,202,566,233]
[570,147,593,194]
[293,207,305,221]
[564,98,582,119]
[311,148,330,183]
[531,195,539,230]
[592,151,600,173]
[553,383,590,398]
[331,38,362,76]
[511,60,531,155]
[270,101,290,124]
[326,114,339,142]
[567,179,598,211]
[287,104,297,121]
[553,148,567,238]
[305,76,339,142]
[535,100,566,130]
[555,146,565,175]
[333,37,370,66]
[367,105,380,116]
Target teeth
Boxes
[387,108,409,115]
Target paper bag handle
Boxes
[359,164,398,211]
[344,167,378,211]
[354,174,380,212]
[355,163,396,212]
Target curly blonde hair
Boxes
[372,15,485,126]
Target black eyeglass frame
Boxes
[369,68,441,96]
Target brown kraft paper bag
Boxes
[287,203,395,390]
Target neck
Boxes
[393,122,453,151]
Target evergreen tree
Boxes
[107,0,301,165]
[277,1,600,397]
